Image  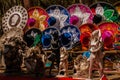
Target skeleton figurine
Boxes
[58,47,68,76]
[88,29,104,79]
[73,55,89,78]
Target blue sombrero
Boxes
[23,28,41,47]
[60,25,80,49]
[46,5,70,29]
[41,27,60,50]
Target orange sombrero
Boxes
[79,23,98,50]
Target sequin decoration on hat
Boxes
[67,4,93,27]
[24,28,41,47]
[90,2,119,24]
[60,25,80,49]
[24,7,49,32]
[46,5,70,29]
[2,6,28,33]
[41,27,60,50]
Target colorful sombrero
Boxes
[67,4,93,27]
[60,25,80,49]
[24,7,49,32]
[2,6,28,33]
[79,23,98,50]
[98,22,119,49]
[23,28,41,47]
[46,5,70,29]
[90,2,119,24]
[41,27,60,50]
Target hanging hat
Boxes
[90,2,119,24]
[2,6,28,33]
[60,25,80,49]
[23,28,41,47]
[24,7,49,32]
[41,27,60,50]
[46,5,70,29]
[99,22,119,49]
[79,23,98,50]
[67,4,93,27]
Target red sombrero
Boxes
[98,22,119,49]
[24,7,49,32]
[79,23,98,50]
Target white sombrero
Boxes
[2,6,28,33]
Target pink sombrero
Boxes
[67,4,94,27]
[24,7,49,32]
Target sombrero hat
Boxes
[98,22,119,49]
[2,6,28,33]
[23,28,41,47]
[41,27,60,50]
[90,2,119,24]
[67,4,93,27]
[24,7,49,32]
[46,5,70,29]
[60,25,80,49]
[79,23,98,50]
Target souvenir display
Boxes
[90,2,119,24]
[24,28,41,47]
[67,4,93,27]
[2,6,28,33]
[46,5,70,29]
[79,23,98,50]
[24,7,49,32]
[98,22,119,49]
[60,25,80,49]
[41,27,60,49]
